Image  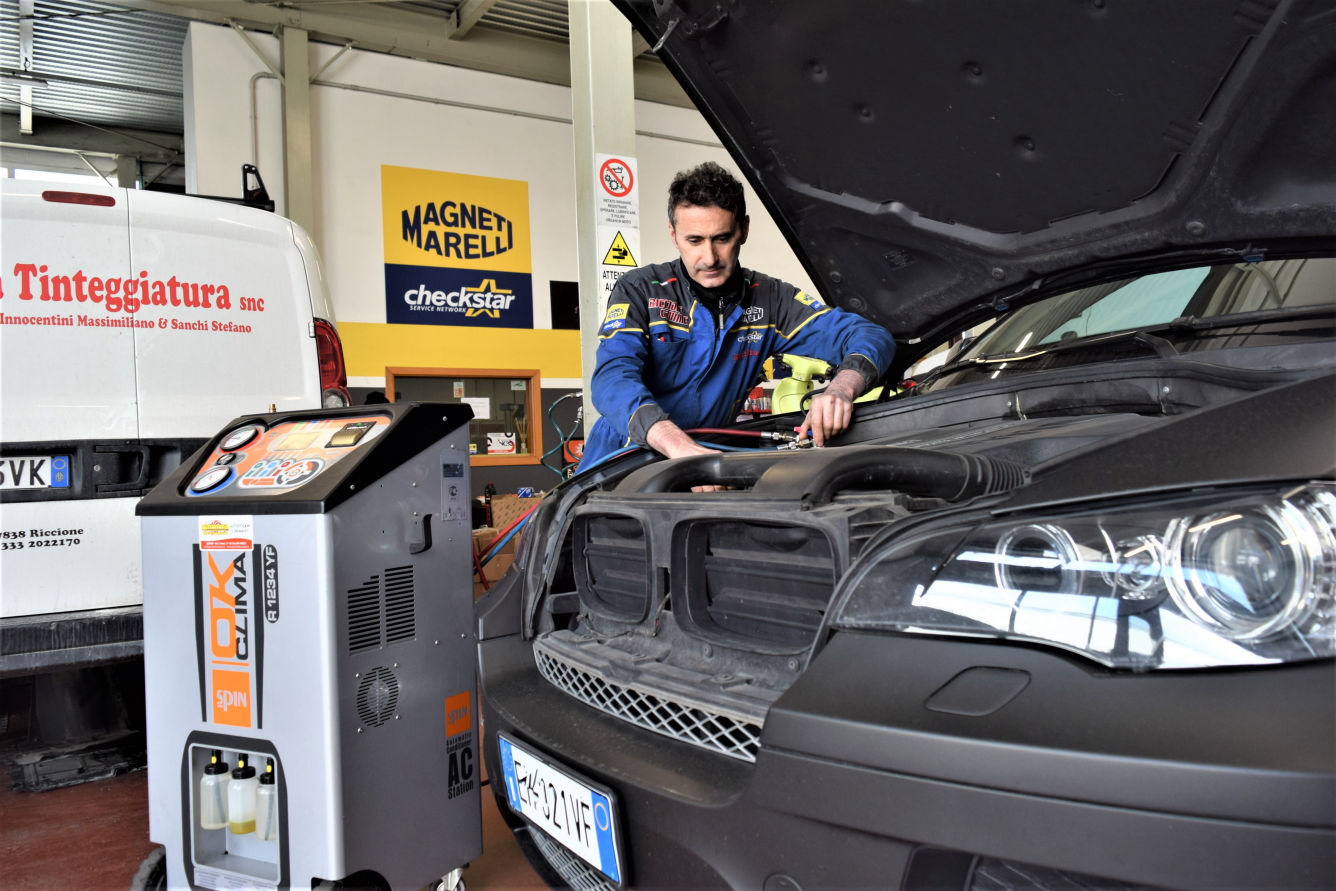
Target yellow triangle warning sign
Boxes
[602,231,637,267]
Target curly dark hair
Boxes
[667,161,746,224]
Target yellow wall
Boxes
[341,322,583,381]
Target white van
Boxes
[0,175,349,675]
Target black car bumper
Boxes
[480,628,1335,890]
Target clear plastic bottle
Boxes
[227,755,258,835]
[199,750,230,831]
[255,758,279,842]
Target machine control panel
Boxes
[187,414,391,497]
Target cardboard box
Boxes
[472,526,516,597]
[490,493,540,531]
[472,493,543,595]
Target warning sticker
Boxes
[599,157,634,198]
[200,516,253,551]
[594,155,641,306]
[594,154,639,228]
[602,231,637,267]
[598,225,641,304]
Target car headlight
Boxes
[833,483,1336,670]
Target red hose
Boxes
[472,538,491,591]
[480,501,542,561]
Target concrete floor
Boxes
[0,766,546,890]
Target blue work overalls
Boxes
[580,259,895,469]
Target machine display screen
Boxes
[186,415,392,497]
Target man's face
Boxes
[669,204,750,289]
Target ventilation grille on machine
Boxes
[346,565,416,653]
[535,647,762,762]
[384,565,416,642]
[355,666,400,727]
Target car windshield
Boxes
[959,257,1333,360]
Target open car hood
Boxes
[615,0,1336,344]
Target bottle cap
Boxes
[232,764,256,780]
[260,759,275,785]
[204,750,229,775]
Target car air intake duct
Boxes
[616,445,1027,506]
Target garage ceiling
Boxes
[2,0,188,133]
[1,0,679,177]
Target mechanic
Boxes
[579,161,895,471]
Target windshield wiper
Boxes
[911,305,1335,386]
[911,333,1140,382]
[1162,305,1336,331]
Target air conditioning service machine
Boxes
[137,402,481,890]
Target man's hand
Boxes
[645,419,717,459]
[797,368,866,447]
[645,419,726,492]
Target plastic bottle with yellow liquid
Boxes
[227,755,259,835]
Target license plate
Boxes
[0,456,71,490]
[497,733,624,885]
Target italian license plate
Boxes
[0,456,71,490]
[497,733,624,885]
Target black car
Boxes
[477,2,1335,888]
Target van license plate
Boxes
[0,456,71,490]
[497,733,624,885]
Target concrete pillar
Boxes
[569,0,637,433]
[115,155,139,188]
[280,26,315,233]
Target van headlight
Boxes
[833,483,1336,670]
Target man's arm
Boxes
[590,279,661,444]
[591,272,722,465]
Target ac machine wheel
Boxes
[129,846,166,891]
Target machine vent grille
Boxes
[347,579,382,652]
[355,666,400,727]
[384,565,416,643]
[345,565,417,652]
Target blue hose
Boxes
[480,513,530,566]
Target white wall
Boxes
[183,21,818,354]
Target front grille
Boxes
[531,826,616,891]
[573,514,649,620]
[971,857,1147,890]
[678,520,835,648]
[534,644,763,762]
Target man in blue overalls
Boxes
[580,161,895,471]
